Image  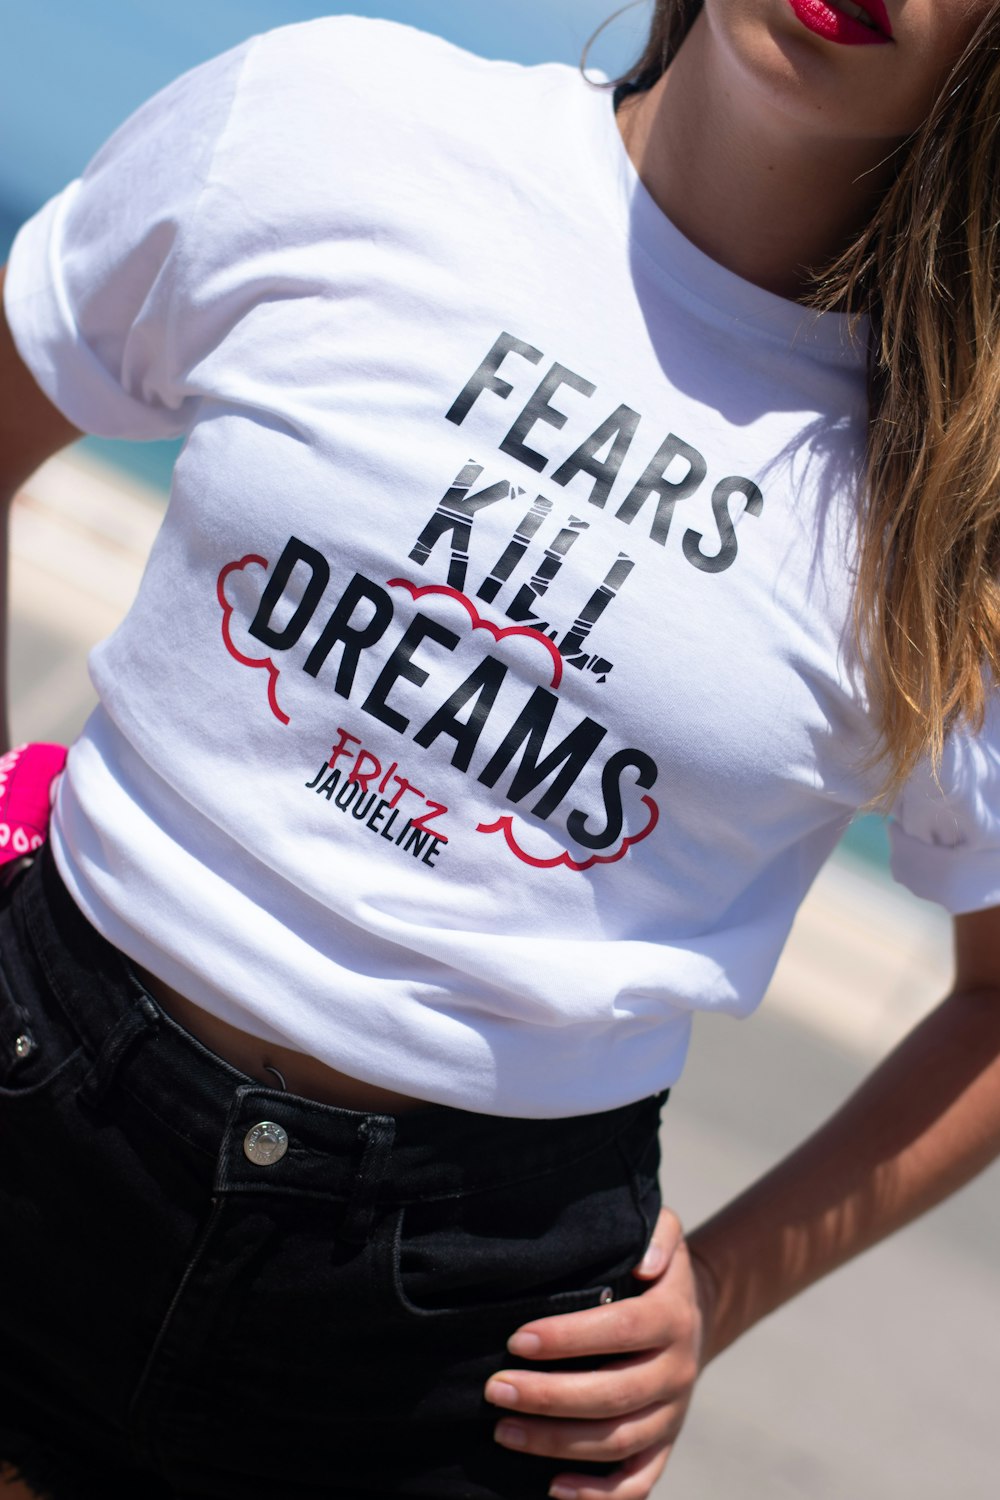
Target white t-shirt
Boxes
[6,18,1000,1117]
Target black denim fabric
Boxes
[0,847,666,1499]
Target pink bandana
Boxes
[0,743,67,866]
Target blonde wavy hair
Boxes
[597,0,1000,798]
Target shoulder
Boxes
[238,15,581,156]
[77,16,536,188]
[249,14,538,93]
[188,15,590,239]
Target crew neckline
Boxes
[581,70,867,366]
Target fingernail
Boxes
[550,1485,578,1500]
[485,1380,520,1407]
[507,1331,542,1357]
[496,1421,528,1449]
[638,1243,667,1275]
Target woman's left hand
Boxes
[484,1208,716,1500]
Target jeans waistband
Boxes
[16,846,666,1214]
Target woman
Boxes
[2,1,1000,1497]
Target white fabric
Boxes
[6,17,1000,1117]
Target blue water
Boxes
[0,3,893,868]
[0,210,17,263]
[840,812,890,869]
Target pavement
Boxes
[9,448,1000,1498]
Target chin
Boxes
[703,0,914,144]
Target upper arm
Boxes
[0,264,81,503]
[953,907,1000,996]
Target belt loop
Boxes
[338,1115,395,1244]
[78,992,161,1111]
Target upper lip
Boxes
[836,0,893,37]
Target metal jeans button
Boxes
[243,1120,289,1166]
[599,1286,614,1305]
[14,1033,35,1059]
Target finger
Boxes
[508,1284,692,1361]
[493,1403,672,1466]
[632,1207,683,1282]
[486,1349,693,1422]
[548,1440,671,1500]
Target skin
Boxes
[0,1477,35,1500]
[614,0,995,299]
[1,6,999,1496]
[0,266,78,751]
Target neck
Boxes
[617,15,898,301]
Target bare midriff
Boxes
[136,968,430,1114]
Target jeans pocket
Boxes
[388,1133,654,1331]
[0,890,86,1104]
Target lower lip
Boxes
[786,0,891,47]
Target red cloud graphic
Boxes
[476,796,660,872]
[385,579,563,689]
[217,556,290,725]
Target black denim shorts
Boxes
[0,847,665,1500]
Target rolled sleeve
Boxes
[888,695,1000,914]
[2,39,253,442]
[4,186,187,440]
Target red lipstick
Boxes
[786,0,893,47]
